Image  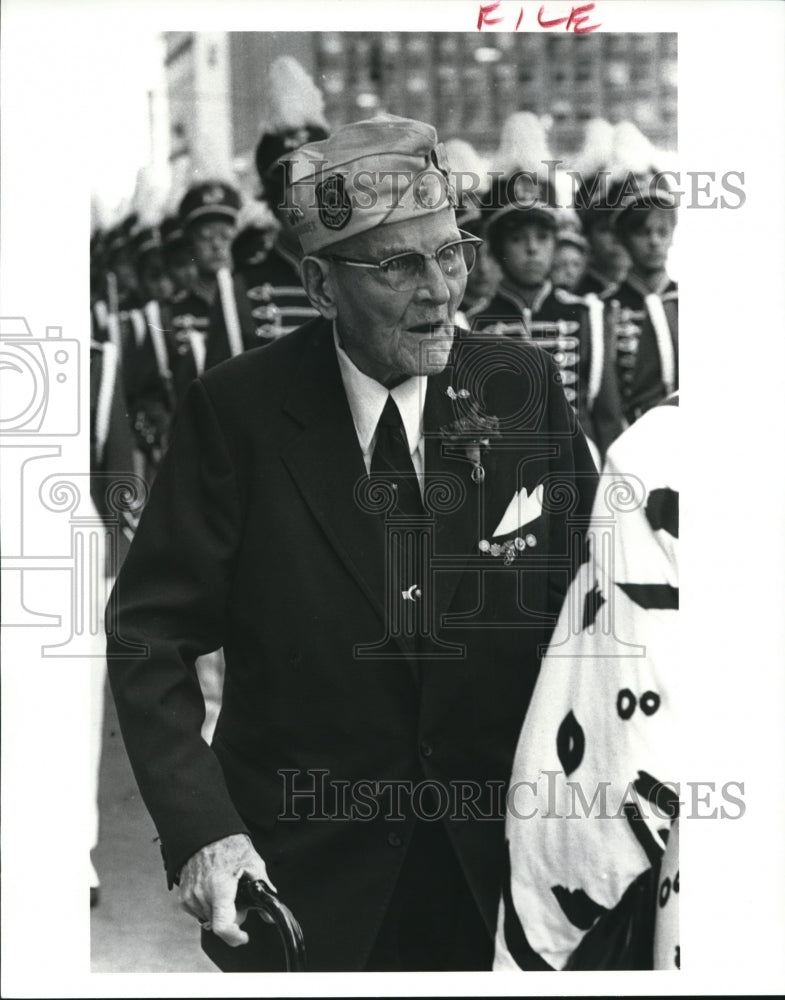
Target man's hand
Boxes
[178,833,276,947]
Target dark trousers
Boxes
[364,818,493,972]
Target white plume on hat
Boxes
[258,56,328,134]
[130,163,171,227]
[105,194,133,230]
[188,131,238,187]
[91,192,116,234]
[162,158,192,218]
[604,121,679,185]
[235,198,279,234]
[573,117,615,177]
[608,121,660,180]
[443,138,492,195]
[492,112,552,177]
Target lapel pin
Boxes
[478,536,532,563]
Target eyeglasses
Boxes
[321,231,484,292]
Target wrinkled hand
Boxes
[178,833,276,946]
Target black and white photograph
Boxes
[1,1,784,996]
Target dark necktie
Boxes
[370,395,423,517]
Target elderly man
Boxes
[107,115,597,973]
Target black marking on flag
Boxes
[616,582,679,610]
[623,801,665,867]
[646,487,679,537]
[582,581,605,629]
[634,770,680,819]
[551,885,609,930]
[556,710,585,776]
[501,841,554,970]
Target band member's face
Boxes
[463,241,500,303]
[551,245,587,291]
[328,210,465,385]
[622,209,676,273]
[588,219,629,274]
[111,252,139,296]
[139,252,175,303]
[190,219,236,274]
[499,223,555,289]
[166,249,198,293]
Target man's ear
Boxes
[300,256,338,320]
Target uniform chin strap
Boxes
[187,330,207,375]
[584,292,605,406]
[217,266,244,358]
[143,299,175,406]
[94,341,118,467]
[129,308,147,349]
[644,293,676,397]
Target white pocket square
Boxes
[492,485,543,538]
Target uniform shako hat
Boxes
[556,228,589,253]
[161,215,186,247]
[256,125,330,184]
[282,114,457,257]
[482,171,559,239]
[610,175,678,232]
[178,181,241,230]
[104,212,139,261]
[130,222,164,261]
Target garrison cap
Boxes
[282,114,457,256]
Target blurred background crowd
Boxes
[91,30,678,491]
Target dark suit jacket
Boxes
[107,317,598,971]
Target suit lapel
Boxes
[281,321,405,652]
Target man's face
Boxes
[189,218,236,274]
[622,209,676,274]
[551,245,587,291]
[499,222,556,289]
[325,209,465,386]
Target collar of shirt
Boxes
[498,277,552,315]
[332,324,427,477]
[625,271,675,298]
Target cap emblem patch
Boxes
[316,173,352,230]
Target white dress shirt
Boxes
[333,327,427,490]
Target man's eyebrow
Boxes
[377,235,463,258]
[376,244,418,258]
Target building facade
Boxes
[164,31,677,177]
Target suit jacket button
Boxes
[387,831,402,847]
[420,741,433,758]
